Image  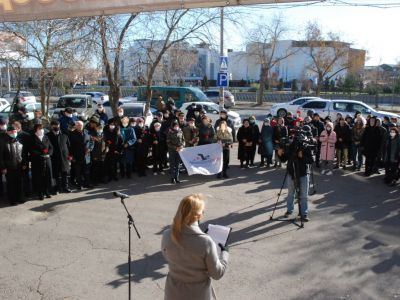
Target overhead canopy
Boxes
[0,0,312,22]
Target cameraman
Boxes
[277,133,313,222]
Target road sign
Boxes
[217,72,229,87]
[220,56,228,72]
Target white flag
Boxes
[179,144,223,176]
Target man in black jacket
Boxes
[47,120,72,193]
[13,121,32,197]
[311,113,325,168]
[0,125,26,205]
[69,121,93,189]
[277,137,313,222]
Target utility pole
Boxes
[6,60,11,92]
[219,7,224,111]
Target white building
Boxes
[228,40,365,84]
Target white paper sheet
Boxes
[207,224,232,246]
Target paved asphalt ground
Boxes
[0,105,399,300]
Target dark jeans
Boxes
[169,151,181,180]
[351,143,363,168]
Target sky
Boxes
[224,1,400,66]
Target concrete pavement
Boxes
[0,152,399,300]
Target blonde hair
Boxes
[171,194,205,244]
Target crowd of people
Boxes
[0,98,236,206]
[0,95,398,207]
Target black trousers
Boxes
[222,149,230,174]
[384,162,399,183]
[6,169,24,204]
[365,153,377,175]
[72,161,90,187]
[52,160,69,192]
[91,160,105,183]
[104,153,118,180]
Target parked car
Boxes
[136,86,211,108]
[82,92,109,104]
[2,91,36,105]
[0,98,9,111]
[204,90,235,108]
[270,97,323,117]
[0,103,39,121]
[50,94,95,120]
[180,102,242,132]
[297,99,400,120]
[104,102,153,127]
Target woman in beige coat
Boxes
[161,194,229,300]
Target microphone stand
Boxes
[120,196,141,300]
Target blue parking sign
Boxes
[217,72,229,87]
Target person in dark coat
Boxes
[69,121,94,189]
[27,124,53,200]
[182,118,199,148]
[103,120,121,182]
[13,121,32,197]
[185,103,199,121]
[248,116,260,166]
[362,117,382,177]
[0,118,7,197]
[92,103,109,125]
[237,119,255,168]
[0,125,27,205]
[273,117,288,168]
[383,127,400,186]
[47,120,72,194]
[311,113,325,168]
[90,122,108,184]
[11,106,30,132]
[134,118,150,177]
[259,118,274,167]
[334,118,352,169]
[58,107,78,133]
[119,116,136,179]
[198,116,215,145]
[376,118,388,172]
[150,122,166,175]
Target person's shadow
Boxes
[107,251,167,288]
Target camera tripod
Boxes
[269,159,309,228]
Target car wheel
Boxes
[277,108,287,118]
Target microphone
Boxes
[114,191,129,199]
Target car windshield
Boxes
[21,92,33,97]
[57,97,86,108]
[194,90,210,102]
[123,106,143,117]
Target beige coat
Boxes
[161,223,229,300]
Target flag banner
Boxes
[179,143,223,176]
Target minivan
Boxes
[136,86,211,108]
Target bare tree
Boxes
[133,9,220,113]
[96,14,139,116]
[0,18,91,116]
[246,16,296,105]
[303,22,357,96]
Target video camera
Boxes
[278,128,316,164]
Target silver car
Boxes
[204,90,235,108]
